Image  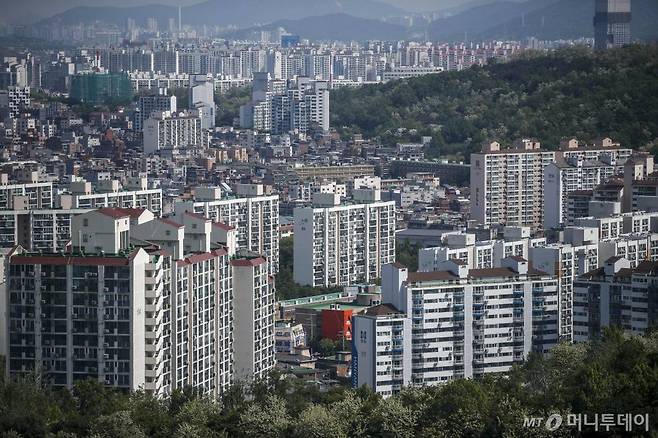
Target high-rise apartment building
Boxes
[58,179,163,217]
[352,259,559,397]
[574,257,657,341]
[240,74,329,134]
[232,255,276,381]
[471,139,554,229]
[293,198,396,287]
[594,0,632,50]
[544,155,622,229]
[172,248,234,396]
[174,186,280,274]
[142,110,207,154]
[5,209,171,395]
[470,138,633,229]
[189,75,215,130]
[0,86,30,119]
[136,89,177,131]
[3,205,277,396]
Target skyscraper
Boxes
[594,0,632,50]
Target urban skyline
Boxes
[0,0,656,435]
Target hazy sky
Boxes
[0,0,487,24]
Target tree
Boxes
[89,411,145,438]
[292,405,345,438]
[369,396,417,438]
[238,395,290,437]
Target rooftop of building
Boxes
[580,260,658,281]
[362,303,402,317]
[407,266,549,283]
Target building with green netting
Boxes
[70,72,133,105]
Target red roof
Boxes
[213,222,235,231]
[231,257,266,267]
[159,218,183,228]
[113,208,148,219]
[97,207,131,219]
[185,211,209,221]
[176,249,228,267]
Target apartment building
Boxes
[418,228,546,272]
[3,205,278,396]
[135,90,177,131]
[0,209,90,251]
[351,304,412,397]
[293,199,396,287]
[143,110,208,154]
[382,66,443,82]
[172,248,233,396]
[174,187,279,274]
[565,179,624,225]
[470,138,633,229]
[58,179,163,217]
[5,209,171,395]
[471,139,554,229]
[0,178,53,210]
[0,86,30,118]
[544,155,622,229]
[232,255,276,381]
[574,257,657,342]
[353,259,559,397]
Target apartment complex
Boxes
[174,187,279,274]
[240,73,330,134]
[293,199,396,287]
[5,210,171,395]
[232,255,276,381]
[574,257,657,341]
[544,155,622,229]
[470,138,633,229]
[143,110,208,154]
[3,206,276,396]
[353,259,559,397]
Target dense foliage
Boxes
[215,86,251,127]
[331,45,658,162]
[395,241,421,272]
[0,329,656,437]
[276,236,342,300]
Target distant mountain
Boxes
[427,0,559,41]
[42,0,407,28]
[227,14,408,42]
[428,0,658,42]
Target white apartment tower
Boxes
[471,139,554,229]
[293,200,396,287]
[142,110,206,154]
[353,259,559,397]
[471,138,632,229]
[232,255,276,381]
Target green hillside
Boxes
[330,45,658,161]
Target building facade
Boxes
[293,201,396,287]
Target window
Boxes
[83,219,89,227]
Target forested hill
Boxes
[330,45,658,162]
[0,329,656,436]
